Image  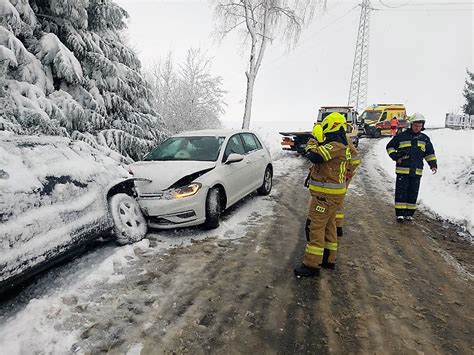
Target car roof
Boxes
[174,128,253,137]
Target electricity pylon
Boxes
[348,0,371,113]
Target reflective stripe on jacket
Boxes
[386,130,437,176]
[307,141,351,195]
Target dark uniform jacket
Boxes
[386,130,437,176]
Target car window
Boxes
[143,136,224,161]
[240,133,260,153]
[223,134,245,162]
[253,134,263,149]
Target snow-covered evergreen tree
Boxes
[462,69,474,115]
[146,49,226,134]
[0,0,166,160]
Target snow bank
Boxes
[0,240,152,354]
[370,128,474,237]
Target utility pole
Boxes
[348,0,371,113]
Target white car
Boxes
[129,129,273,229]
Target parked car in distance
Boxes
[0,133,147,295]
[129,129,273,229]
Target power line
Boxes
[375,8,474,10]
[336,1,473,4]
[348,0,371,112]
[227,4,360,80]
[379,0,409,8]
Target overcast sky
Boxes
[115,0,473,129]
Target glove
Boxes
[431,167,437,174]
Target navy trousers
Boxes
[395,174,421,217]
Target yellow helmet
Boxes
[312,124,325,143]
[321,112,347,134]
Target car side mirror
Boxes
[225,153,244,164]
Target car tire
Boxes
[373,129,381,138]
[257,166,272,195]
[204,187,221,230]
[109,193,147,245]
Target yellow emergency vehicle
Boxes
[360,103,407,138]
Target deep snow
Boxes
[367,128,473,238]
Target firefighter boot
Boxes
[321,249,336,269]
[294,264,320,278]
[321,262,336,269]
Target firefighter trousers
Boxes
[335,206,344,237]
[336,179,352,234]
[395,174,421,217]
[303,192,343,268]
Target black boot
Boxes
[294,264,320,278]
[321,262,336,269]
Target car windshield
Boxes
[143,136,225,161]
[360,110,382,121]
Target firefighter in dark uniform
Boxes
[294,112,351,277]
[386,113,437,221]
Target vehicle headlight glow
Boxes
[172,183,202,199]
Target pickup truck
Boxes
[280,106,359,153]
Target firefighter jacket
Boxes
[346,138,361,181]
[386,130,437,176]
[305,139,351,195]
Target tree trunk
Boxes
[242,73,255,129]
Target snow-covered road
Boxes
[0,127,472,354]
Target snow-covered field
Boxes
[367,128,474,238]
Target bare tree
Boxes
[213,0,325,129]
[146,49,226,134]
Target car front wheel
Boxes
[204,187,221,230]
[257,167,272,195]
[109,193,147,245]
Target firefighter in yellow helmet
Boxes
[294,112,351,277]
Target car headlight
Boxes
[170,183,202,199]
